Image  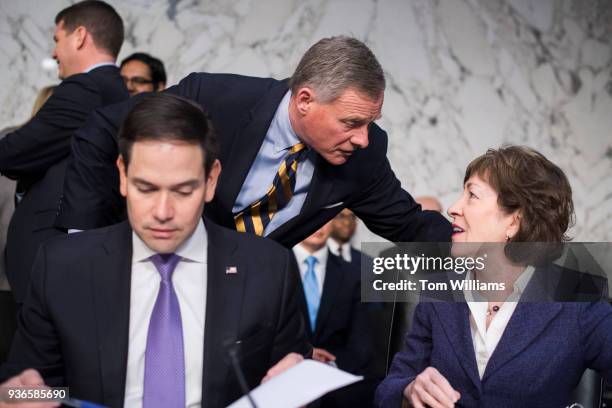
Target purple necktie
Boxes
[143,253,185,408]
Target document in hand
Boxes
[227,360,363,408]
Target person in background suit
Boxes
[55,35,451,248]
[376,146,612,408]
[0,86,56,364]
[0,0,128,305]
[328,208,366,266]
[327,208,390,385]
[294,223,375,407]
[1,93,309,408]
[120,52,167,96]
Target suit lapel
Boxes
[482,302,562,382]
[91,222,132,407]
[213,80,290,228]
[301,155,336,216]
[314,254,344,339]
[201,220,247,407]
[431,303,481,391]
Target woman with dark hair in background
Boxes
[376,146,612,408]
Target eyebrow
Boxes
[342,113,381,125]
[132,178,202,189]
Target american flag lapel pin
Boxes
[226,266,238,274]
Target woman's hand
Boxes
[403,367,460,408]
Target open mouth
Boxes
[451,224,465,235]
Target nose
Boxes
[123,79,135,93]
[447,197,463,219]
[350,125,369,149]
[153,192,174,222]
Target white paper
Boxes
[226,360,363,408]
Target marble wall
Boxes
[1,0,610,242]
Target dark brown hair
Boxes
[121,52,167,88]
[55,0,124,58]
[118,93,219,176]
[465,145,574,244]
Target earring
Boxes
[505,234,511,241]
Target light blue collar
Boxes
[271,91,302,153]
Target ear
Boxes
[293,87,316,116]
[117,155,128,198]
[73,26,87,50]
[204,159,222,203]
[506,210,521,240]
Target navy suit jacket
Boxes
[0,219,309,408]
[55,73,451,247]
[0,65,129,303]
[298,252,371,376]
[375,269,612,407]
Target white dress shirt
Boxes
[465,265,535,379]
[293,244,328,294]
[124,220,208,408]
[327,239,352,263]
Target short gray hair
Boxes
[289,36,385,103]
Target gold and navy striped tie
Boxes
[234,142,307,235]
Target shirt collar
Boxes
[464,264,535,302]
[327,239,352,262]
[84,61,116,73]
[271,90,302,153]
[293,244,329,268]
[132,219,207,264]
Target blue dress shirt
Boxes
[232,91,315,235]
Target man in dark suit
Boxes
[293,223,375,407]
[327,209,369,268]
[0,0,128,304]
[55,36,451,249]
[0,94,309,407]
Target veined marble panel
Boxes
[1,0,610,242]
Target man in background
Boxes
[0,86,56,363]
[414,195,443,213]
[0,0,128,304]
[294,223,375,407]
[120,52,167,96]
[328,208,369,267]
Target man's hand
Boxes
[261,352,304,383]
[403,367,460,408]
[311,348,336,364]
[0,369,59,408]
